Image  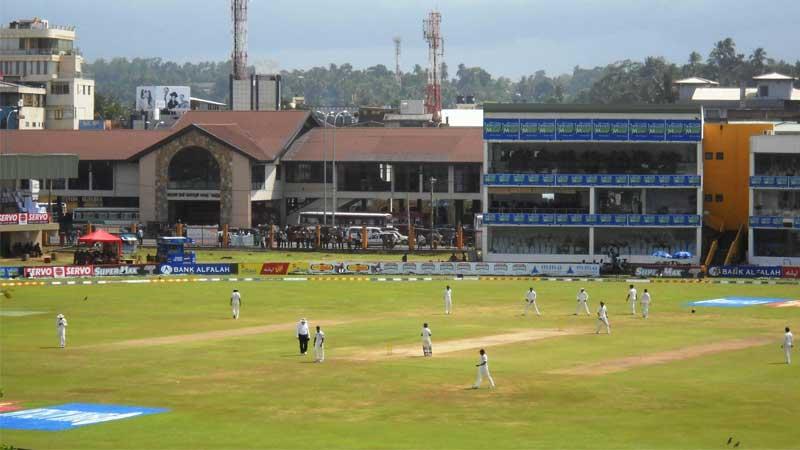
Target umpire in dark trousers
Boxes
[296,318,310,354]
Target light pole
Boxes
[329,110,350,228]
[429,176,437,249]
[317,111,328,225]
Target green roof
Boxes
[483,103,702,115]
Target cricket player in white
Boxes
[523,287,541,316]
[783,327,794,364]
[314,325,325,363]
[472,349,495,389]
[641,289,652,319]
[575,288,590,315]
[626,284,637,315]
[230,289,241,319]
[444,286,453,315]
[56,314,68,348]
[297,318,310,355]
[421,323,433,356]
[595,301,610,334]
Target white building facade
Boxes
[481,104,704,264]
[747,132,800,266]
[0,18,94,129]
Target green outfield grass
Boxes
[1,279,798,449]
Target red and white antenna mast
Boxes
[423,10,443,124]
[231,0,248,80]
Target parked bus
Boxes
[298,211,393,227]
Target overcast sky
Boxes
[4,0,799,78]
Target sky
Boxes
[4,0,800,79]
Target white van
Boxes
[347,226,384,247]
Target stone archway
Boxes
[153,129,234,225]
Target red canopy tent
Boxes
[77,229,123,264]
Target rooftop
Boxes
[674,77,719,85]
[483,103,702,115]
[691,87,757,102]
[284,127,483,163]
[753,72,796,81]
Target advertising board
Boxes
[157,264,237,276]
[24,265,93,279]
[707,265,782,278]
[0,213,50,225]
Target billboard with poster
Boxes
[136,86,191,114]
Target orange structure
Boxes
[702,122,774,231]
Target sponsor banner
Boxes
[92,265,159,277]
[482,212,705,227]
[158,264,237,275]
[768,300,800,308]
[0,212,50,226]
[0,266,22,279]
[633,265,702,278]
[0,403,167,431]
[486,173,701,187]
[0,401,23,413]
[484,118,701,142]
[749,216,785,228]
[378,262,599,276]
[687,297,792,308]
[24,265,93,279]
[520,119,556,140]
[707,265,782,278]
[483,118,520,140]
[556,119,593,141]
[781,267,800,279]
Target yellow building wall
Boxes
[702,123,773,231]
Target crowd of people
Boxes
[9,241,43,258]
[489,231,590,255]
[73,247,119,265]
[493,146,695,175]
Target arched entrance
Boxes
[167,147,221,225]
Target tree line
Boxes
[89,38,800,120]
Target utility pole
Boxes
[429,176,437,249]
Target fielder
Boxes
[783,327,794,365]
[472,349,495,389]
[641,289,652,319]
[575,288,590,315]
[523,287,541,316]
[314,325,325,363]
[230,289,241,319]
[626,284,637,315]
[56,314,68,348]
[595,301,611,334]
[421,323,433,356]
[297,318,310,355]
[444,286,453,315]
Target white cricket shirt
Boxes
[315,330,325,347]
[577,291,588,302]
[526,290,537,302]
[444,289,452,301]
[641,292,651,304]
[297,322,309,336]
[628,288,637,301]
[785,331,794,348]
[231,292,241,303]
[598,305,608,320]
[422,327,432,339]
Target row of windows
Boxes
[704,152,724,160]
[704,193,724,202]
[0,60,57,76]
